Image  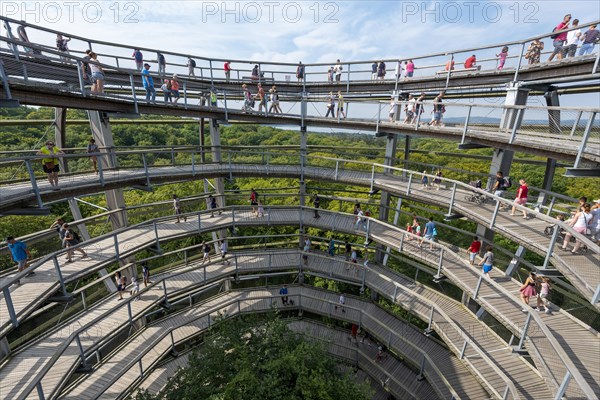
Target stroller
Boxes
[464,180,490,205]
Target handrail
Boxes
[1,14,597,68]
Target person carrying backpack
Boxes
[548,14,571,62]
[62,223,87,262]
[492,171,510,210]
[187,57,196,76]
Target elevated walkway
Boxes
[0,209,597,398]
[2,156,598,307]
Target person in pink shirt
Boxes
[510,179,529,218]
[496,47,508,70]
[548,14,571,61]
[405,59,414,78]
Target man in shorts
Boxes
[7,236,32,285]
[37,141,64,189]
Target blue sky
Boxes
[3,1,599,63]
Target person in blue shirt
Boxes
[279,285,289,305]
[420,217,438,250]
[141,63,156,104]
[7,236,32,285]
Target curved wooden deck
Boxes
[2,161,597,307]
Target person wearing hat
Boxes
[36,140,64,189]
[141,63,156,104]
[591,199,600,245]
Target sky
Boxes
[2,0,599,64]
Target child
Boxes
[496,46,509,70]
[257,201,264,217]
[538,277,552,314]
[130,275,140,297]
[405,223,413,240]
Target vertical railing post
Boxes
[414,101,423,130]
[209,60,214,86]
[569,110,583,136]
[52,255,68,296]
[433,249,444,280]
[444,53,453,89]
[153,221,161,252]
[515,312,532,351]
[25,159,44,208]
[573,112,597,168]
[2,288,19,328]
[542,221,561,269]
[459,340,468,359]
[183,81,188,109]
[36,382,45,400]
[224,91,228,121]
[75,333,88,369]
[97,154,105,186]
[460,105,472,144]
[508,108,524,144]
[424,305,434,335]
[490,200,501,229]
[141,153,151,187]
[447,183,457,215]
[406,173,413,195]
[554,372,572,400]
[191,151,195,176]
[76,60,86,96]
[369,165,375,193]
[375,103,382,134]
[334,160,339,180]
[416,354,426,381]
[346,63,351,93]
[129,73,138,114]
[114,234,120,260]
[197,212,202,233]
[473,275,483,300]
[513,42,526,82]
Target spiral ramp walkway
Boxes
[1,16,599,400]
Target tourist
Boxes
[187,57,196,76]
[510,179,529,218]
[89,52,105,94]
[405,223,413,241]
[17,24,35,55]
[575,196,588,213]
[336,294,346,312]
[519,272,539,311]
[428,92,444,127]
[591,199,600,245]
[402,94,415,124]
[209,89,217,107]
[250,188,258,215]
[478,245,494,279]
[421,170,429,189]
[537,277,552,313]
[337,91,346,119]
[421,217,437,250]
[269,86,282,114]
[327,66,334,83]
[224,61,231,82]
[334,60,343,82]
[405,60,415,78]
[350,249,358,265]
[351,324,358,342]
[141,63,156,104]
[37,140,64,189]
[496,46,508,70]
[377,61,386,80]
[328,238,335,257]
[208,194,218,217]
[579,25,599,56]
[50,218,68,248]
[563,19,581,58]
[325,92,336,118]
[202,241,211,264]
[242,84,253,113]
[132,48,143,71]
[115,271,125,300]
[445,59,455,71]
[302,240,310,265]
[394,61,402,80]
[86,138,99,174]
[525,39,544,64]
[161,79,172,103]
[432,169,443,190]
[220,240,230,265]
[251,64,260,80]
[157,52,166,76]
[256,83,266,113]
[130,275,140,297]
[371,62,378,80]
[81,49,92,85]
[173,194,186,223]
[467,237,481,265]
[389,97,398,122]
[548,14,571,61]
[353,202,361,215]
[62,223,87,262]
[170,74,180,103]
[345,241,352,261]
[355,208,365,230]
[492,171,508,201]
[464,54,477,69]
[562,203,592,253]
[296,61,305,82]
[56,34,71,62]
[280,285,289,305]
[257,200,264,217]
[313,193,321,218]
[411,93,425,124]
[7,236,32,285]
[142,262,151,287]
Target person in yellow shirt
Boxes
[36,140,64,189]
[337,91,346,120]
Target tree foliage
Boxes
[133,315,372,400]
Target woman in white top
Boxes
[562,203,592,253]
[89,52,104,94]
